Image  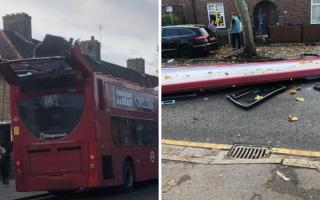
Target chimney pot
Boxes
[3,13,32,40]
[80,36,101,61]
[127,58,145,74]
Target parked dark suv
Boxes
[162,25,218,58]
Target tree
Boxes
[234,0,257,57]
[162,14,181,26]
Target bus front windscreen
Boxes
[17,93,85,141]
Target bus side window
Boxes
[136,119,144,145]
[111,117,121,145]
[120,118,137,146]
[143,121,157,145]
[97,79,106,110]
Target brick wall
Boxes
[0,31,21,122]
[162,0,311,27]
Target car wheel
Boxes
[123,160,135,191]
[180,45,194,58]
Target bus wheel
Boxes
[123,160,135,191]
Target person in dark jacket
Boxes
[0,127,12,185]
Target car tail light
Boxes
[194,35,208,42]
[16,160,21,167]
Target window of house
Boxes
[207,3,226,28]
[311,0,320,24]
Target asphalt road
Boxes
[162,160,320,200]
[4,181,158,200]
[162,79,320,151]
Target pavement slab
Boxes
[162,160,320,200]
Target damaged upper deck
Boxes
[162,58,320,94]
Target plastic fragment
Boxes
[276,171,290,181]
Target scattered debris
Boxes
[237,133,241,137]
[288,114,299,122]
[167,59,175,64]
[254,95,264,101]
[296,97,304,102]
[287,88,297,95]
[162,100,175,105]
[227,85,286,110]
[218,173,224,177]
[204,97,208,101]
[313,83,320,91]
[163,178,177,193]
[276,170,290,181]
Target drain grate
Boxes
[227,144,271,159]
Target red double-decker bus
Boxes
[0,47,158,192]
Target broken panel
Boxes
[226,84,286,109]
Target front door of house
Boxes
[254,1,278,35]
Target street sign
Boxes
[166,6,173,13]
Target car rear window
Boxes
[163,28,179,37]
[198,28,209,36]
[178,29,194,36]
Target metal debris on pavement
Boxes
[162,100,176,105]
[226,85,286,110]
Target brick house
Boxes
[0,13,158,123]
[0,13,38,122]
[162,0,320,42]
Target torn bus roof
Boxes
[162,58,320,94]
[0,47,158,91]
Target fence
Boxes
[269,25,320,43]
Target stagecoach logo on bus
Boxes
[39,132,68,140]
[111,86,157,113]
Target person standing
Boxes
[230,13,241,49]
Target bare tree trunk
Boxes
[234,0,257,57]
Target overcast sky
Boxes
[0,0,159,75]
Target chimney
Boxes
[3,13,32,40]
[80,36,101,61]
[127,58,145,74]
